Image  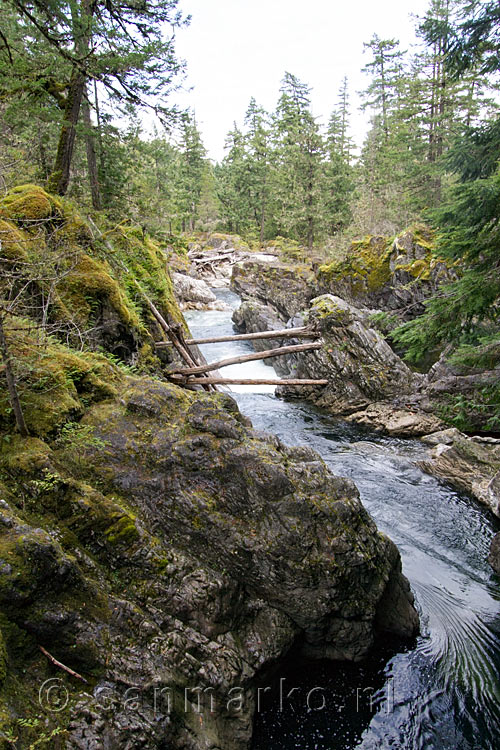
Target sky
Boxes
[172,0,432,161]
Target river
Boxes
[184,289,500,750]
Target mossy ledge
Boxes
[316,225,458,316]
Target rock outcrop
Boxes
[419,429,500,574]
[419,430,500,518]
[274,295,442,436]
[232,257,315,319]
[0,184,185,371]
[316,227,457,318]
[0,377,419,749]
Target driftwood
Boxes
[191,253,235,266]
[169,342,322,376]
[155,326,317,347]
[169,376,328,386]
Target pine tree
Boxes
[272,72,326,250]
[324,77,355,234]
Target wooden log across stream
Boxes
[155,326,317,347]
[169,341,322,376]
[169,376,329,386]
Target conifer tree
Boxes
[4,0,188,195]
[272,72,326,250]
[324,77,355,234]
[243,98,271,243]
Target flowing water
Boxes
[185,289,500,750]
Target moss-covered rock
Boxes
[0,320,122,437]
[0,374,418,750]
[0,184,63,223]
[316,226,457,318]
[0,185,185,370]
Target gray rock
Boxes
[275,295,439,435]
[0,378,418,750]
[488,533,500,575]
[231,258,315,319]
[421,428,463,445]
[172,272,217,306]
[419,430,500,517]
[232,299,293,375]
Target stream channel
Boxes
[184,288,500,750]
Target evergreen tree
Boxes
[3,0,188,195]
[361,35,405,142]
[272,72,326,250]
[393,1,500,390]
[324,78,355,234]
[216,123,250,234]
[243,98,271,242]
[176,116,207,232]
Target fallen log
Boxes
[134,282,215,392]
[169,341,322,376]
[169,376,328,386]
[155,326,318,347]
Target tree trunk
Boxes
[0,316,29,437]
[47,68,86,196]
[82,89,102,210]
[170,342,322,376]
[47,0,93,196]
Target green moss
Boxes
[407,259,431,280]
[0,320,122,437]
[319,235,391,292]
[311,296,351,322]
[0,185,185,368]
[0,185,63,222]
[408,223,434,251]
[109,225,184,327]
[104,513,140,546]
[0,437,52,475]
[0,219,29,261]
[58,253,139,328]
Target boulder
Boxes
[344,403,444,437]
[171,272,217,307]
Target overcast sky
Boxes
[172,0,432,161]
